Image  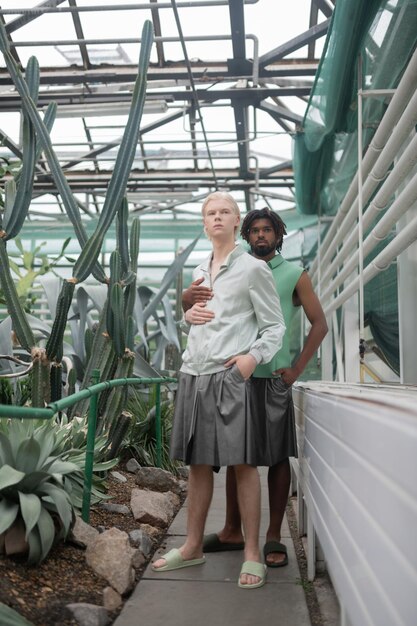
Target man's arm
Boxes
[275,272,328,385]
[182,277,213,311]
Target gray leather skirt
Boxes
[170,365,257,467]
[249,376,298,466]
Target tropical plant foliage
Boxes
[0,602,34,626]
[0,416,115,564]
[125,386,179,474]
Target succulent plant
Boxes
[0,418,77,563]
[0,602,34,626]
[0,416,116,564]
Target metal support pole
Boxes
[155,382,162,468]
[82,368,101,523]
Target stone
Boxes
[85,528,136,595]
[135,466,180,494]
[139,523,163,541]
[176,466,189,480]
[125,458,141,473]
[110,471,127,483]
[66,603,110,626]
[69,516,99,548]
[130,488,176,528]
[128,528,153,557]
[99,503,131,515]
[102,587,122,612]
[131,548,146,569]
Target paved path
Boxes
[114,468,311,626]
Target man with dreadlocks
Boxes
[182,207,327,568]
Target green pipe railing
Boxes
[0,371,176,522]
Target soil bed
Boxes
[0,468,177,626]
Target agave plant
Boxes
[0,418,77,563]
[0,603,34,626]
[0,416,114,564]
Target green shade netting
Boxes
[294,0,417,217]
[293,0,417,375]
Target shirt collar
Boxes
[267,253,285,270]
[201,243,244,272]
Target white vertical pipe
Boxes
[357,56,365,342]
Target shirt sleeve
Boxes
[247,261,286,365]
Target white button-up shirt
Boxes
[181,244,285,375]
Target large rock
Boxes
[66,603,110,626]
[130,488,177,527]
[85,528,135,595]
[135,466,181,494]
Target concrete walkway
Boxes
[114,468,311,626]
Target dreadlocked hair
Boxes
[240,208,287,253]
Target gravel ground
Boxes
[0,469,177,626]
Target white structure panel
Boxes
[292,383,417,626]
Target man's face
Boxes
[248,218,279,259]
[203,198,240,239]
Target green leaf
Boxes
[15,436,41,473]
[19,492,41,538]
[18,471,50,492]
[36,428,56,470]
[37,507,55,561]
[41,483,73,533]
[0,431,14,466]
[0,602,35,626]
[27,525,42,565]
[0,464,25,490]
[0,498,19,534]
[47,459,80,475]
[142,233,201,322]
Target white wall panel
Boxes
[292,383,417,626]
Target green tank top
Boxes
[253,254,304,378]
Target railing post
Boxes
[82,368,100,522]
[155,382,162,468]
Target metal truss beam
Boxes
[259,18,331,67]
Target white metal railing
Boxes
[291,381,417,626]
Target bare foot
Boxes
[264,536,288,566]
[153,546,203,570]
[239,571,262,586]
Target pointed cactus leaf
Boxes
[3,179,17,231]
[45,280,75,360]
[50,363,63,402]
[109,283,126,357]
[109,250,122,285]
[25,57,40,102]
[0,238,34,351]
[95,20,153,237]
[73,231,104,283]
[130,218,141,270]
[0,21,10,53]
[117,197,130,276]
[126,315,136,351]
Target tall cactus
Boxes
[0,20,154,408]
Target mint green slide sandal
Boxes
[152,548,206,572]
[238,560,267,589]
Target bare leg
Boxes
[216,466,244,544]
[265,458,291,565]
[234,464,262,586]
[153,464,213,568]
